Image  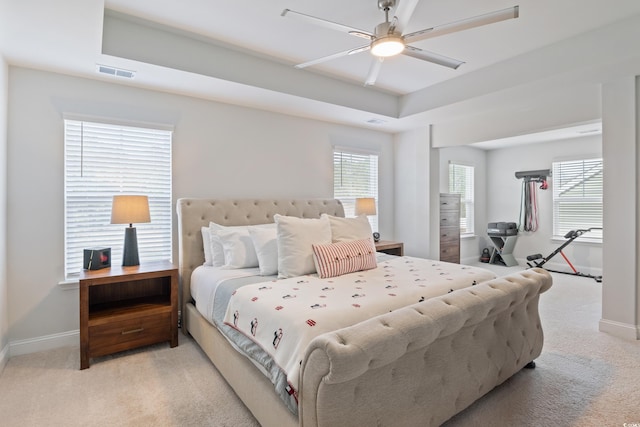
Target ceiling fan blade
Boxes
[403,6,519,44]
[295,45,371,69]
[282,9,373,39]
[403,45,464,69]
[390,0,421,33]
[364,58,384,86]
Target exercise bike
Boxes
[526,227,602,282]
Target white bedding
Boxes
[191,265,270,321]
[217,256,496,408]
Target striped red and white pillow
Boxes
[312,238,377,279]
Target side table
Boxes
[79,261,178,369]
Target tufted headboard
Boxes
[176,198,345,323]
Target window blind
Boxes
[64,119,172,277]
[552,158,603,241]
[448,163,474,234]
[333,148,379,231]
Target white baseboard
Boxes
[9,330,79,357]
[0,341,9,374]
[599,319,640,340]
[461,256,484,265]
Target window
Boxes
[333,147,378,231]
[64,119,172,278]
[552,158,603,241]
[448,163,474,235]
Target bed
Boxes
[177,198,552,427]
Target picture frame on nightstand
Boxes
[83,247,111,270]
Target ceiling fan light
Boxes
[371,36,405,57]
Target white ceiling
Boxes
[471,121,603,150]
[103,0,640,94]
[2,0,640,141]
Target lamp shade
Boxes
[111,195,151,225]
[355,198,377,216]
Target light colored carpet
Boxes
[0,334,260,427]
[1,265,639,426]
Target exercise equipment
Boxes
[487,222,519,266]
[479,248,491,263]
[489,235,519,266]
[515,169,550,232]
[526,227,602,282]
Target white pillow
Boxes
[249,225,278,276]
[214,228,259,269]
[201,226,213,266]
[208,222,227,267]
[274,214,331,279]
[209,222,276,269]
[322,214,373,242]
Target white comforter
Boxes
[222,256,495,403]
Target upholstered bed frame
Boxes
[177,198,552,427]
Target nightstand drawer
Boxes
[89,311,172,357]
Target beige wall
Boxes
[600,76,640,339]
[393,127,432,259]
[485,136,602,274]
[6,67,394,353]
[0,56,8,371]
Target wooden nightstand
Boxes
[79,260,178,369]
[375,240,404,256]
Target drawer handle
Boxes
[121,328,145,335]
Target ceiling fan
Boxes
[282,0,519,86]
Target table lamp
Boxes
[355,197,379,242]
[355,197,377,216]
[110,195,150,266]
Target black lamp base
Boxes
[122,226,140,266]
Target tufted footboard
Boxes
[298,268,552,427]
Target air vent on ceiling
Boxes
[96,64,136,79]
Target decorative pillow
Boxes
[274,214,331,279]
[248,225,278,276]
[321,214,373,242]
[201,226,213,266]
[312,238,377,279]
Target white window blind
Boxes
[448,163,475,235]
[552,158,603,241]
[333,148,379,231]
[64,119,172,277]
